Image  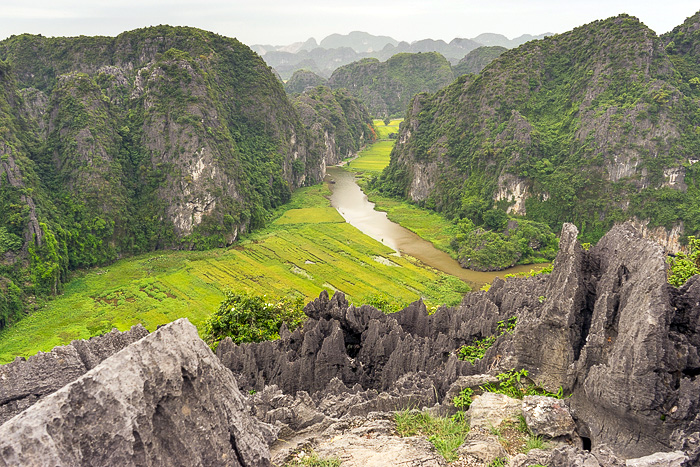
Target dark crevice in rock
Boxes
[0,392,34,407]
[671,370,682,391]
[343,329,362,359]
[582,437,592,451]
[229,433,246,467]
[573,282,595,362]
[132,430,146,462]
[682,367,700,379]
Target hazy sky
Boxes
[1,1,698,46]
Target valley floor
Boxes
[0,180,467,363]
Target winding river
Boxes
[326,166,547,288]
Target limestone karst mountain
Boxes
[255,31,549,80]
[378,13,700,247]
[327,52,455,117]
[0,26,373,329]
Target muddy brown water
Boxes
[326,166,548,288]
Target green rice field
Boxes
[347,119,401,173]
[0,183,468,363]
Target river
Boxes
[326,166,547,288]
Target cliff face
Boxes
[294,86,375,169]
[327,52,455,117]
[382,13,700,246]
[0,26,372,325]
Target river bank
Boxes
[327,166,548,288]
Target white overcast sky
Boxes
[1,1,698,46]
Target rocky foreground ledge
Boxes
[0,223,698,466]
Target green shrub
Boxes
[284,452,341,467]
[0,279,24,330]
[452,218,558,271]
[487,458,507,467]
[481,369,566,400]
[458,316,516,363]
[203,291,305,350]
[525,435,549,452]
[668,236,700,287]
[362,293,409,314]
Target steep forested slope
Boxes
[0,26,372,329]
[328,52,455,117]
[284,69,328,95]
[380,14,700,244]
[294,86,374,163]
[452,46,507,76]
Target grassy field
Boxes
[0,183,469,363]
[347,119,400,173]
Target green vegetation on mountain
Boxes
[452,46,507,76]
[284,69,328,95]
[294,86,375,161]
[667,236,700,287]
[450,217,558,271]
[328,52,455,117]
[0,26,375,331]
[381,13,700,245]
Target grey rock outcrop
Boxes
[311,417,447,467]
[522,395,576,439]
[0,324,149,425]
[467,392,521,430]
[625,451,688,467]
[0,319,271,466]
[510,448,552,467]
[217,222,700,459]
[457,431,507,464]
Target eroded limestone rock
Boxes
[625,451,688,467]
[522,395,576,439]
[0,319,271,466]
[467,392,521,430]
[0,324,149,425]
[457,431,507,464]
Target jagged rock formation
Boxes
[217,223,700,458]
[381,13,700,247]
[0,324,148,425]
[0,26,373,327]
[0,319,271,466]
[1,223,698,464]
[327,53,455,117]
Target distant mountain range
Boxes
[252,31,550,79]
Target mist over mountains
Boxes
[252,30,550,79]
